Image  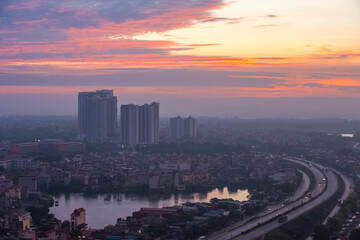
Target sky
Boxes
[1,0,360,118]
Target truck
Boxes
[278,214,288,223]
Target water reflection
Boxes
[50,187,249,229]
[341,133,354,137]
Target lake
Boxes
[50,187,249,229]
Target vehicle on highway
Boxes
[283,199,290,205]
[306,191,312,198]
[277,214,288,223]
[337,199,342,206]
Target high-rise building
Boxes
[170,116,197,139]
[183,116,197,138]
[120,104,139,146]
[170,116,183,139]
[77,90,117,141]
[120,102,159,145]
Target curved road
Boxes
[206,168,311,239]
[231,158,335,240]
[322,169,353,224]
[231,158,338,240]
[207,157,330,240]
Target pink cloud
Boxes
[6,0,44,10]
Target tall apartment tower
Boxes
[78,90,117,141]
[170,116,183,139]
[170,116,197,139]
[120,102,159,145]
[120,104,139,146]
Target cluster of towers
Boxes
[77,90,159,145]
[169,116,197,139]
[77,89,197,145]
[120,103,159,145]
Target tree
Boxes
[350,228,360,240]
[312,225,329,240]
[61,220,70,228]
[71,228,82,237]
[265,229,289,240]
[326,217,341,232]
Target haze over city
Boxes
[2,1,360,240]
[1,0,360,117]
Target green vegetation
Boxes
[61,220,70,228]
[312,225,330,240]
[0,127,76,142]
[136,141,248,154]
[146,224,168,239]
[32,153,62,163]
[243,179,300,201]
[350,228,360,240]
[85,142,117,153]
[41,181,85,193]
[25,206,54,231]
[285,160,317,197]
[71,228,83,237]
[326,192,358,233]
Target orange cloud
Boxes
[1,0,359,101]
[1,83,359,98]
[317,79,360,87]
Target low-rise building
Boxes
[71,208,87,231]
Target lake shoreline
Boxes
[49,187,250,229]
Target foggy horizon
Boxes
[2,94,360,119]
[1,1,360,240]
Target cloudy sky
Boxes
[1,0,360,118]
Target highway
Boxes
[234,168,336,240]
[305,166,353,240]
[207,157,342,240]
[289,169,311,202]
[206,168,311,240]
[322,169,353,224]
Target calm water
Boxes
[50,187,249,229]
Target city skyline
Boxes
[1,0,359,118]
